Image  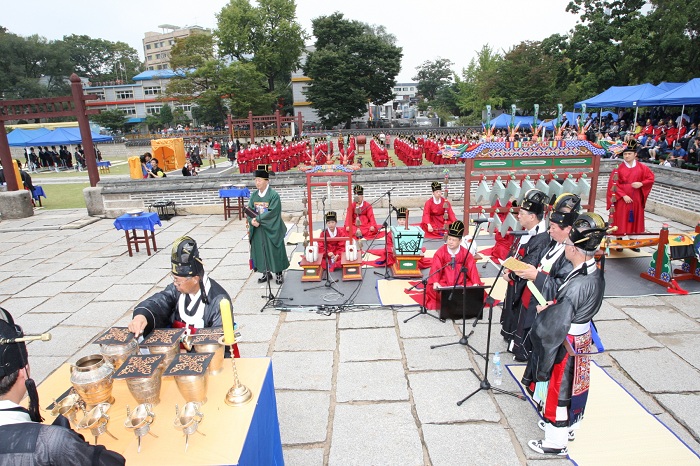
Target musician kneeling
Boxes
[319,211,347,272]
[424,221,483,312]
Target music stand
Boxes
[374,189,395,280]
[403,262,450,323]
[437,285,487,320]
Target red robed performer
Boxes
[420,181,456,239]
[423,220,483,312]
[318,211,347,272]
[345,184,382,239]
[367,207,431,269]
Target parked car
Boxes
[392,119,411,128]
[414,117,433,127]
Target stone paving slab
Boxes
[241,342,269,358]
[232,287,278,315]
[660,294,700,319]
[593,320,665,350]
[656,394,700,443]
[272,351,334,391]
[403,336,473,371]
[275,320,337,352]
[65,276,126,293]
[283,310,336,322]
[329,403,424,465]
[276,391,330,445]
[66,257,112,270]
[0,297,47,318]
[23,356,67,385]
[15,311,68,334]
[397,311,458,338]
[89,260,143,277]
[15,281,73,298]
[655,333,700,370]
[595,300,629,320]
[32,292,98,313]
[94,284,153,302]
[0,276,41,295]
[42,268,93,282]
[12,261,69,279]
[338,328,402,362]
[409,370,501,424]
[607,295,667,307]
[423,423,522,466]
[234,313,281,343]
[612,348,700,392]
[337,309,395,329]
[24,326,101,358]
[623,306,700,334]
[283,448,324,466]
[60,301,133,328]
[336,360,408,402]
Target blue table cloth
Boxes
[32,185,46,201]
[219,187,250,199]
[97,161,111,168]
[113,212,162,231]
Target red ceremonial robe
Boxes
[424,244,482,312]
[345,201,380,239]
[318,226,348,271]
[606,160,655,235]
[420,197,457,239]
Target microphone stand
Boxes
[456,230,525,406]
[304,197,343,296]
[403,260,451,323]
[374,213,393,280]
[430,222,485,353]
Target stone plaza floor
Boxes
[0,203,698,465]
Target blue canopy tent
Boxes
[7,128,51,147]
[22,127,113,146]
[636,78,700,106]
[486,113,540,130]
[656,82,685,93]
[591,111,618,122]
[575,83,668,128]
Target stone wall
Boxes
[98,159,700,227]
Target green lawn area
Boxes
[38,183,89,209]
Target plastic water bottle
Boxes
[493,352,503,386]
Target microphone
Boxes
[471,217,493,224]
[385,187,395,194]
[0,332,52,344]
[508,230,533,236]
[391,206,399,212]
[321,196,327,203]
[450,257,455,268]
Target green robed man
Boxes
[248,164,290,284]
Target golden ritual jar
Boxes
[70,355,115,407]
[100,339,138,371]
[126,374,163,405]
[164,353,214,405]
[114,354,165,406]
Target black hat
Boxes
[326,211,337,222]
[431,181,442,192]
[171,236,203,277]
[254,164,274,179]
[353,185,364,195]
[520,189,547,216]
[624,139,638,152]
[396,207,408,219]
[569,212,608,252]
[0,308,28,378]
[549,193,581,227]
[447,220,465,238]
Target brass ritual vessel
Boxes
[49,392,82,424]
[76,402,118,445]
[100,338,138,371]
[175,373,208,405]
[148,343,179,370]
[173,402,205,451]
[70,355,115,408]
[223,340,252,407]
[125,403,158,453]
[126,373,163,405]
[193,342,224,375]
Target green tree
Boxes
[172,107,191,127]
[90,108,127,133]
[159,103,174,127]
[413,58,454,101]
[303,13,402,128]
[59,34,142,83]
[454,45,503,124]
[217,0,306,93]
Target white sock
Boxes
[544,422,568,449]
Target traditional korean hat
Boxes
[325,211,337,222]
[396,207,408,219]
[624,138,638,153]
[549,193,581,227]
[520,189,547,216]
[447,220,465,238]
[171,236,203,278]
[353,185,364,195]
[569,212,608,252]
[254,164,273,179]
[431,181,442,192]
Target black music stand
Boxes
[373,188,396,280]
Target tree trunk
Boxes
[344,120,352,129]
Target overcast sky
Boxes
[2,0,580,82]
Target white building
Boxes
[84,70,192,124]
[143,25,210,71]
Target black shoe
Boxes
[528,439,568,456]
[257,272,272,283]
[631,248,641,252]
[275,272,284,285]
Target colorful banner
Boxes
[557,104,563,127]
[533,104,539,127]
[486,105,492,130]
[510,104,517,129]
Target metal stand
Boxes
[374,189,395,280]
[255,214,292,312]
[430,222,485,354]
[403,262,451,323]
[457,297,525,405]
[303,198,343,296]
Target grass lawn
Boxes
[39,183,89,209]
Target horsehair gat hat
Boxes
[549,193,581,227]
[396,207,408,219]
[520,189,547,216]
[171,236,204,277]
[254,164,274,179]
[0,307,29,378]
[569,212,608,252]
[353,185,364,195]
[447,220,465,238]
[325,211,337,222]
[431,181,442,192]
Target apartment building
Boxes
[143,24,210,71]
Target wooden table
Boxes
[37,358,283,465]
[219,188,250,221]
[113,212,161,257]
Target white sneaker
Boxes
[528,439,568,456]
